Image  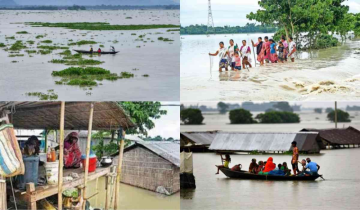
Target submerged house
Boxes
[301,127,360,149]
[209,132,321,153]
[180,131,217,152]
[120,141,180,195]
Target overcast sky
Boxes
[181,0,360,27]
[182,101,360,109]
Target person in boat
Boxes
[209,41,229,72]
[63,132,82,168]
[269,39,278,63]
[263,36,271,63]
[304,158,320,176]
[251,37,265,66]
[281,162,291,176]
[291,141,300,175]
[233,52,242,71]
[90,47,93,53]
[254,161,264,174]
[240,40,252,69]
[277,41,285,63]
[249,158,258,173]
[259,157,276,175]
[215,154,231,174]
[227,39,238,71]
[231,164,242,171]
[97,48,102,53]
[281,36,288,61]
[268,164,285,176]
[111,46,115,52]
[288,36,297,62]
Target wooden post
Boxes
[44,129,48,153]
[114,129,125,210]
[335,101,338,129]
[26,183,37,210]
[95,177,99,207]
[0,176,6,210]
[58,101,65,210]
[82,103,94,210]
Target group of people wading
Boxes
[209,35,297,72]
[215,141,320,177]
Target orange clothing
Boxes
[263,157,276,172]
[292,147,299,164]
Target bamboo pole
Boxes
[114,129,125,210]
[58,101,65,210]
[335,101,338,129]
[82,103,94,210]
[0,176,6,210]
[44,129,48,153]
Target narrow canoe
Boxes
[220,168,320,181]
[73,50,119,54]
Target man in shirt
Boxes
[209,41,229,72]
[304,158,320,176]
[227,39,238,71]
[291,141,299,175]
[288,36,296,62]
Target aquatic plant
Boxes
[52,67,111,76]
[59,49,72,56]
[158,37,174,42]
[50,59,103,65]
[99,45,104,47]
[26,50,37,54]
[142,74,149,77]
[8,54,24,57]
[27,40,35,44]
[119,72,134,78]
[26,22,180,31]
[37,45,69,50]
[9,41,27,51]
[0,43,6,47]
[36,35,45,39]
[167,29,180,32]
[41,40,53,44]
[6,36,15,40]
[26,90,58,100]
[67,79,97,86]
[38,50,52,55]
[16,31,29,34]
[125,17,132,19]
[68,40,97,46]
[11,61,18,63]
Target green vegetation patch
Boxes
[38,50,52,55]
[26,50,37,54]
[167,29,180,32]
[36,35,45,39]
[50,58,103,65]
[9,54,24,57]
[37,45,69,50]
[68,40,97,46]
[158,37,174,42]
[25,22,180,31]
[41,40,53,44]
[0,43,6,47]
[6,36,15,40]
[9,41,27,51]
[27,40,35,44]
[16,31,30,34]
[26,90,58,100]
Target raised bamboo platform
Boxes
[15,167,111,210]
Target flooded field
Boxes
[181,110,360,132]
[86,177,180,209]
[0,10,180,100]
[180,34,360,101]
[180,149,360,210]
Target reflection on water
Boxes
[86,177,180,209]
[180,150,360,210]
[0,10,180,100]
[181,33,360,101]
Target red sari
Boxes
[263,157,276,172]
[63,132,82,168]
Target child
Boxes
[209,41,229,72]
[215,154,231,174]
[234,52,242,70]
[281,162,291,176]
[277,41,285,63]
[269,39,278,63]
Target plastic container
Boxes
[81,154,97,172]
[44,161,59,185]
[17,155,39,189]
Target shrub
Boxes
[229,109,255,124]
[327,110,351,122]
[255,111,300,123]
[180,108,204,125]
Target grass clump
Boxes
[99,45,104,47]
[0,43,6,47]
[26,50,37,54]
[6,36,15,40]
[50,59,103,65]
[16,31,29,34]
[68,40,97,46]
[52,67,111,76]
[26,90,58,100]
[27,40,35,44]
[143,74,149,77]
[59,49,72,56]
[36,35,44,39]
[41,40,53,44]
[9,54,24,57]
[38,50,52,55]
[37,45,69,50]
[119,72,134,78]
[158,37,174,42]
[67,79,97,86]
[9,41,27,51]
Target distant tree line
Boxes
[180,23,278,35]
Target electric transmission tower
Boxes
[207,0,215,35]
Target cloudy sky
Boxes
[181,0,360,27]
[182,101,360,109]
[146,102,180,139]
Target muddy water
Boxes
[0,10,179,100]
[86,177,180,209]
[180,149,360,210]
[180,110,360,132]
[180,33,360,101]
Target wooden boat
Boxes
[220,168,320,181]
[73,49,119,54]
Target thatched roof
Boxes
[0,102,135,130]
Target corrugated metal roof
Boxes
[301,127,360,145]
[209,132,320,152]
[181,132,217,145]
[125,141,180,167]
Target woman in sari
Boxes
[263,157,276,173]
[251,37,265,65]
[63,132,82,168]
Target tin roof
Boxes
[125,141,180,167]
[181,131,217,145]
[301,127,360,145]
[209,132,320,153]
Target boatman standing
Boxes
[291,141,300,175]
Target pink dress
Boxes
[255,42,265,62]
[263,41,271,60]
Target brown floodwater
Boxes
[180,149,360,210]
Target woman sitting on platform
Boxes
[63,132,82,169]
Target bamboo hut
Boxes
[0,101,135,210]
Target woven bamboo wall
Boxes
[121,146,179,195]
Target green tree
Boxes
[327,110,351,122]
[256,111,300,123]
[217,102,229,114]
[181,108,204,125]
[118,102,167,136]
[273,102,293,112]
[229,109,255,124]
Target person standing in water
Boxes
[277,41,285,63]
[90,46,93,53]
[291,141,300,175]
[240,40,252,69]
[263,36,271,63]
[227,39,238,71]
[233,52,242,70]
[288,36,297,62]
[209,41,229,72]
[251,37,265,66]
[281,36,289,61]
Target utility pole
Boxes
[335,101,338,129]
[207,0,215,35]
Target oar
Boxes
[319,175,325,180]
